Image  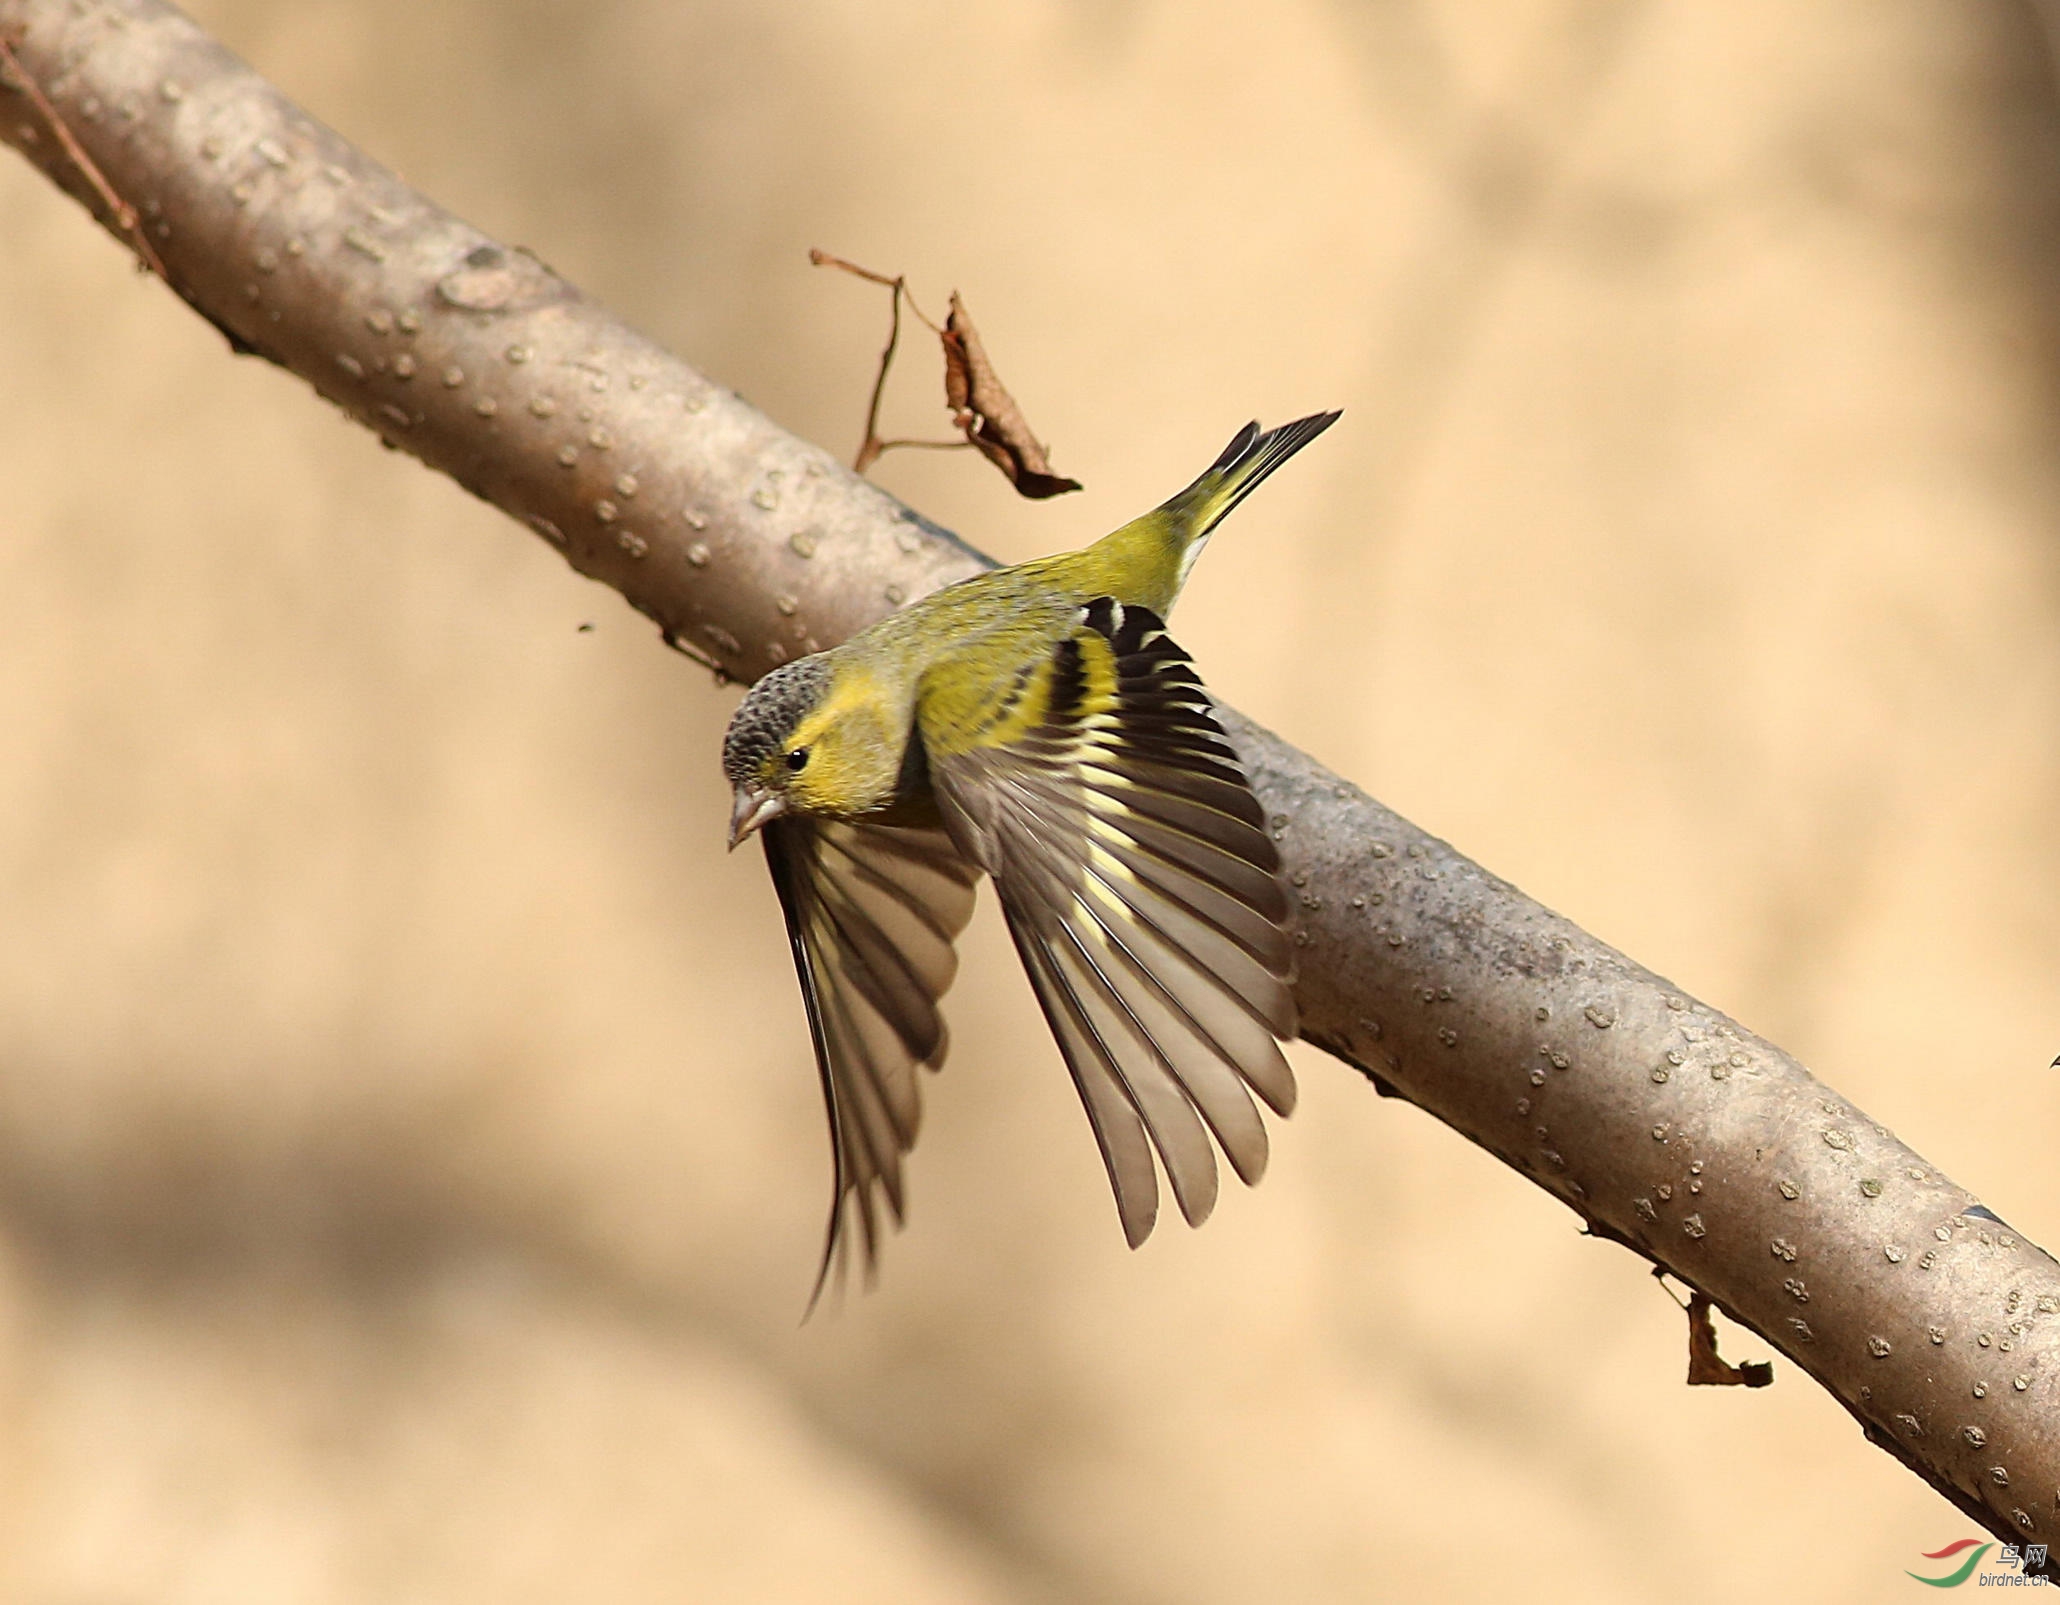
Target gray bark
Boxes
[3,0,2056,1560]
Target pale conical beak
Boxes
[728,786,789,850]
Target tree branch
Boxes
[3,0,2055,1562]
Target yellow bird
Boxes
[723,411,1338,1293]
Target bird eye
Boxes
[785,747,810,772]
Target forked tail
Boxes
[1167,410,1341,547]
[1087,409,1340,611]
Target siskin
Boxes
[723,411,1339,1294]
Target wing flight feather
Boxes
[928,597,1298,1245]
[762,817,978,1302]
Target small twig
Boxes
[0,31,169,281]
[853,259,901,473]
[809,249,961,471]
[806,252,945,338]
[806,248,900,296]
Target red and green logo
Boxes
[1908,1540,1991,1587]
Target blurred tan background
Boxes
[3,0,2059,1599]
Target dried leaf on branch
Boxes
[1680,1285,1774,1388]
[809,250,1080,498]
[940,292,1080,499]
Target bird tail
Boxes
[1168,410,1340,547]
[1150,411,1339,593]
[1084,411,1338,611]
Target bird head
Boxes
[721,656,831,848]
[723,653,906,846]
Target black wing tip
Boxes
[802,1218,846,1321]
[774,819,980,1317]
[803,1179,899,1320]
[802,1255,872,1324]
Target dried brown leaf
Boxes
[810,249,965,473]
[1685,1291,1774,1388]
[941,293,1081,499]
[809,254,1079,498]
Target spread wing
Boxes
[925,597,1297,1249]
[761,816,979,1303]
